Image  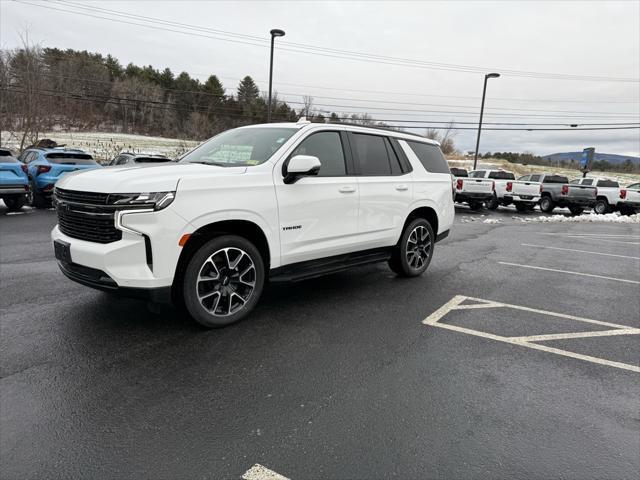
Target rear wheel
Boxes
[569,206,584,216]
[539,196,555,213]
[389,218,435,278]
[28,181,48,208]
[619,206,637,216]
[593,198,610,215]
[182,235,265,328]
[3,195,26,211]
[485,195,499,210]
[515,202,531,213]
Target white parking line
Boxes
[242,464,289,480]
[521,243,640,260]
[423,295,640,373]
[498,261,640,284]
[566,237,640,246]
[540,233,640,238]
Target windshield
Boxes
[180,127,297,166]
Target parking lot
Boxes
[1,205,639,479]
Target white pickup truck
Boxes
[571,177,621,214]
[618,182,640,215]
[450,168,494,210]
[469,169,541,212]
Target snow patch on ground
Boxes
[483,219,501,224]
[524,212,640,224]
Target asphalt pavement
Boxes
[1,204,639,479]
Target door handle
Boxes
[339,186,356,193]
[395,184,409,191]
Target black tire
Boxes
[515,202,530,213]
[389,218,435,278]
[539,196,555,213]
[593,198,610,215]
[468,201,483,211]
[569,206,584,216]
[28,180,48,208]
[3,195,27,211]
[619,207,636,216]
[182,235,265,328]
[485,195,499,210]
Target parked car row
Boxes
[0,144,172,211]
[451,167,640,215]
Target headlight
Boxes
[107,191,175,211]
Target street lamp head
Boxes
[486,73,500,79]
[270,29,286,37]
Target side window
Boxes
[596,179,619,188]
[519,175,530,181]
[290,131,346,177]
[530,174,541,182]
[117,155,130,165]
[404,140,450,174]
[385,138,403,175]
[569,179,580,184]
[352,133,392,176]
[581,179,594,186]
[25,152,38,163]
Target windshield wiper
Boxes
[186,161,228,167]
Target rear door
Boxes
[275,129,360,265]
[349,131,412,248]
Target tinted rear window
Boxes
[488,171,515,180]
[543,175,568,184]
[627,183,640,189]
[581,179,594,185]
[0,149,13,157]
[450,168,468,177]
[45,153,96,164]
[405,141,450,174]
[352,133,392,175]
[596,179,619,188]
[469,171,486,178]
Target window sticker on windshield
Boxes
[276,137,286,144]
[206,145,253,163]
[245,160,260,165]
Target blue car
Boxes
[0,148,29,211]
[18,147,102,207]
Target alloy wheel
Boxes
[195,247,256,317]
[406,225,432,270]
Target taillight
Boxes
[506,181,513,192]
[36,165,51,174]
[456,179,463,190]
[21,164,28,174]
[492,181,496,192]
[540,185,544,193]
[594,188,598,197]
[24,185,29,192]
[561,184,569,195]
[620,189,627,199]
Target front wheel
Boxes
[3,195,27,211]
[514,202,531,213]
[539,196,555,213]
[593,199,610,215]
[389,218,435,277]
[182,235,265,328]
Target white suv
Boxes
[51,121,454,327]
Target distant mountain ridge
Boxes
[542,152,640,165]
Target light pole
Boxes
[473,72,500,170]
[268,28,285,123]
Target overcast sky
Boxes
[2,0,639,156]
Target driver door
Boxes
[274,129,360,266]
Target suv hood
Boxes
[55,163,247,193]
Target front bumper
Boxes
[56,259,171,302]
[51,206,190,291]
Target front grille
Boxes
[55,188,109,205]
[55,188,121,243]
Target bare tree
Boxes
[423,122,458,155]
[301,95,314,117]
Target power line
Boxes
[6,87,640,132]
[15,0,640,83]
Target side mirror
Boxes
[284,155,321,184]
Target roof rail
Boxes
[320,121,427,139]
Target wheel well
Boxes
[540,192,552,198]
[596,196,609,202]
[171,220,271,303]
[403,207,438,237]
